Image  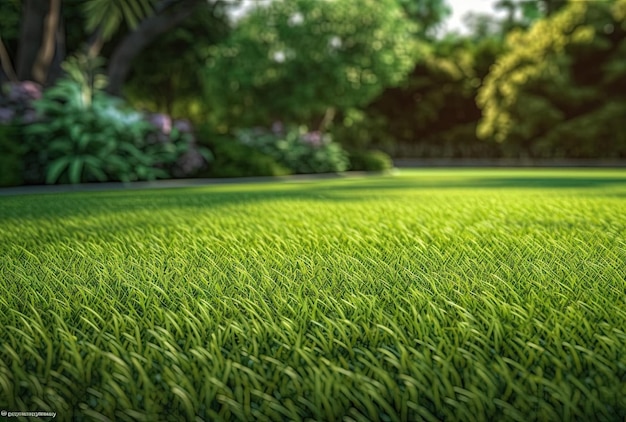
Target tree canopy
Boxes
[396,0,452,37]
[0,0,212,93]
[477,0,626,158]
[123,3,232,118]
[202,0,420,130]
[332,35,504,157]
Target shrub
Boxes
[0,124,23,187]
[207,140,292,178]
[330,108,396,154]
[236,124,349,174]
[0,81,42,125]
[24,80,156,184]
[348,150,394,172]
[0,81,43,186]
[329,37,505,159]
[22,54,210,184]
[144,113,212,179]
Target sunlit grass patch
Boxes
[1,169,625,421]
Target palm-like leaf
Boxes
[83,0,156,40]
[45,156,72,184]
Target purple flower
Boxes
[8,81,42,102]
[148,113,172,135]
[21,109,40,124]
[301,131,323,147]
[173,119,193,133]
[146,132,168,145]
[271,121,284,134]
[174,148,205,177]
[0,108,15,124]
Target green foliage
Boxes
[348,150,394,172]
[24,81,165,184]
[477,0,626,158]
[82,0,155,40]
[0,124,23,187]
[124,4,232,120]
[1,170,626,420]
[0,81,40,185]
[23,55,208,184]
[203,0,420,129]
[330,108,396,153]
[207,139,292,178]
[0,0,20,41]
[538,0,569,17]
[333,36,505,158]
[492,0,569,35]
[462,12,505,41]
[236,126,349,174]
[61,54,108,103]
[396,0,452,37]
[495,0,544,33]
[0,81,42,126]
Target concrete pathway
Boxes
[0,171,383,197]
[2,160,624,197]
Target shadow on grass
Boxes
[318,175,626,191]
[1,173,625,223]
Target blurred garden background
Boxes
[2,3,626,419]
[1,0,625,187]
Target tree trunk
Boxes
[106,0,202,96]
[16,0,49,81]
[47,6,67,86]
[0,36,18,83]
[319,107,336,132]
[32,0,60,84]
[86,28,104,58]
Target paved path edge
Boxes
[0,171,392,197]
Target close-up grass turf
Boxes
[1,169,625,421]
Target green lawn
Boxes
[1,169,625,421]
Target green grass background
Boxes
[1,169,625,421]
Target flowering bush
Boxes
[207,139,292,178]
[22,78,211,184]
[16,53,211,184]
[144,113,210,178]
[0,51,214,186]
[0,124,22,186]
[348,150,394,172]
[235,123,348,174]
[0,81,44,186]
[0,81,42,125]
